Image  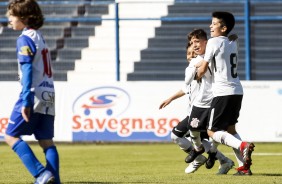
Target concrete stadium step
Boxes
[63,37,89,48]
[0,29,22,37]
[52,60,75,71]
[84,4,110,15]
[252,2,282,15]
[253,47,282,59]
[53,71,68,81]
[71,26,95,38]
[0,49,19,60]
[56,48,82,60]
[0,60,17,71]
[127,71,185,81]
[127,70,246,81]
[0,71,18,81]
[252,70,282,80]
[41,4,84,17]
[140,48,185,59]
[133,61,187,71]
[168,3,244,16]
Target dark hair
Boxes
[185,41,191,49]
[187,28,208,42]
[212,11,235,35]
[7,0,44,29]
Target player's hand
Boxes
[21,107,31,122]
[195,61,203,68]
[228,34,238,41]
[159,99,171,109]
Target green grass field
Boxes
[0,142,281,184]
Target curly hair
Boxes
[7,0,44,29]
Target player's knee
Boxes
[4,134,11,144]
[4,134,19,147]
[207,130,214,137]
[38,139,54,149]
[170,131,180,143]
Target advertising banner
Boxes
[0,81,282,142]
[58,82,189,142]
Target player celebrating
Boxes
[5,0,60,183]
[195,11,255,175]
[184,29,235,174]
[159,43,207,173]
[160,32,233,174]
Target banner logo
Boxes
[72,86,130,117]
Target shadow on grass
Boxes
[63,182,119,184]
[63,183,117,184]
[63,182,159,184]
[258,173,282,177]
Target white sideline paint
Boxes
[68,1,173,82]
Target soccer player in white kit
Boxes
[5,0,60,183]
[160,31,233,174]
[196,11,255,175]
[184,29,235,174]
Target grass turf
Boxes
[0,142,281,184]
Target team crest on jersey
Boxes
[190,118,200,128]
[19,46,33,56]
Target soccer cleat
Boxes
[217,158,235,174]
[34,170,55,184]
[205,151,217,169]
[185,155,207,174]
[233,166,252,176]
[240,142,255,169]
[185,146,205,163]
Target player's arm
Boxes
[184,62,197,85]
[195,60,209,79]
[17,35,36,122]
[159,89,185,109]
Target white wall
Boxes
[68,1,173,82]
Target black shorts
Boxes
[208,95,243,132]
[188,106,210,132]
[172,115,209,140]
[172,116,190,138]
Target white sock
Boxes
[212,131,242,149]
[171,132,193,152]
[210,139,219,153]
[189,130,202,151]
[216,151,228,164]
[202,139,226,164]
[232,133,244,167]
[201,139,211,152]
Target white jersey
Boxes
[204,36,243,97]
[186,55,213,108]
[181,80,199,116]
[17,28,55,115]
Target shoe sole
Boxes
[185,159,207,174]
[46,176,55,184]
[233,170,253,176]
